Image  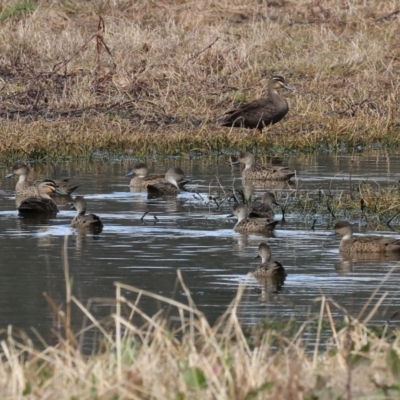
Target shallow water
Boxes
[1,150,400,345]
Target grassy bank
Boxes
[0,0,399,160]
[1,272,400,399]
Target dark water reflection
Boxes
[1,150,400,344]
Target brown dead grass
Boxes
[0,0,399,159]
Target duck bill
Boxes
[5,173,15,179]
[283,83,294,91]
[69,204,77,210]
[126,170,135,177]
[227,214,234,218]
[55,187,69,195]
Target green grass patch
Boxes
[0,1,36,20]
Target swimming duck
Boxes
[6,162,80,196]
[219,76,293,133]
[254,242,287,278]
[228,204,278,233]
[248,192,279,219]
[147,167,189,197]
[70,196,103,230]
[334,221,400,253]
[17,180,66,213]
[126,162,165,188]
[234,152,295,181]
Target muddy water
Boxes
[1,150,400,344]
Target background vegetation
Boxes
[0,0,399,159]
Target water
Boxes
[1,150,400,344]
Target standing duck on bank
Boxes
[70,196,103,231]
[126,162,165,188]
[254,242,287,279]
[334,221,400,253]
[147,167,189,197]
[219,76,293,133]
[17,180,67,213]
[228,204,278,233]
[233,152,295,181]
[6,162,80,197]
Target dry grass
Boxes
[1,268,400,399]
[0,0,399,159]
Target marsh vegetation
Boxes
[2,270,400,399]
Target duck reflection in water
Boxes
[335,252,400,275]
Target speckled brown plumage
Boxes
[248,192,279,219]
[6,162,79,196]
[334,221,400,253]
[238,152,295,181]
[229,204,278,233]
[147,167,189,197]
[127,162,165,188]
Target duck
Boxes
[70,196,103,230]
[147,167,189,197]
[248,192,279,219]
[233,152,295,181]
[254,242,287,279]
[334,221,400,253]
[6,162,80,196]
[126,162,165,188]
[228,204,278,233]
[17,180,66,213]
[219,76,293,133]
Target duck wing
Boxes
[143,174,165,182]
[221,98,273,124]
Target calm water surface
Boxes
[1,150,400,344]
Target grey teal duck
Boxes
[248,192,279,219]
[219,76,293,133]
[70,196,103,230]
[228,204,278,233]
[17,180,66,213]
[6,162,80,196]
[254,242,287,279]
[334,221,400,253]
[147,167,189,197]
[126,162,165,188]
[235,152,295,181]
